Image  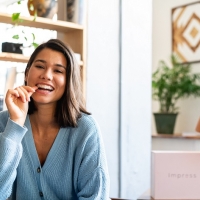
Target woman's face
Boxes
[25,48,67,106]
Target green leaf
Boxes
[32,42,39,49]
[12,13,20,22]
[12,35,19,39]
[32,33,35,41]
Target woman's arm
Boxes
[0,86,37,200]
[0,115,27,200]
[75,116,110,200]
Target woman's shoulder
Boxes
[74,113,101,137]
[78,113,99,129]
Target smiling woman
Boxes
[0,39,111,200]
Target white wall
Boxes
[87,0,152,198]
[87,0,120,197]
[152,0,200,135]
[120,0,152,198]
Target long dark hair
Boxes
[25,39,90,127]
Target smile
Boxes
[36,84,54,91]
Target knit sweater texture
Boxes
[0,110,110,200]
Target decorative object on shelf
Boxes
[6,1,39,50]
[172,1,200,64]
[27,0,58,19]
[67,0,85,24]
[152,54,200,134]
[2,42,22,54]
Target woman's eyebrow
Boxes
[34,59,46,63]
[34,59,66,69]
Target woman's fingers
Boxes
[16,87,28,102]
[14,86,37,102]
[5,85,38,126]
[27,86,38,97]
[7,89,20,98]
[29,86,38,92]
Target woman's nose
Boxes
[40,69,53,80]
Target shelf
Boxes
[0,11,86,95]
[0,52,29,63]
[152,134,200,140]
[0,52,84,66]
[0,12,83,32]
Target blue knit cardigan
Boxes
[0,111,110,200]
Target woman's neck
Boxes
[29,106,59,136]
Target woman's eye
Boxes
[55,69,63,73]
[36,65,44,69]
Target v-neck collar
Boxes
[24,115,66,171]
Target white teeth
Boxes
[37,84,54,90]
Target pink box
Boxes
[151,151,200,199]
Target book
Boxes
[57,0,67,21]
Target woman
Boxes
[0,39,110,200]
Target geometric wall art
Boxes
[172,1,200,64]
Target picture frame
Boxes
[172,1,200,64]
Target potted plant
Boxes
[2,0,57,54]
[152,55,200,134]
[1,0,38,54]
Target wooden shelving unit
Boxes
[0,13,83,31]
[0,52,29,63]
[0,12,86,94]
[0,52,84,66]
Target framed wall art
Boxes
[172,1,200,64]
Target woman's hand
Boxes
[5,86,37,126]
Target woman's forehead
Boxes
[33,48,67,65]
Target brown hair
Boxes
[25,39,90,127]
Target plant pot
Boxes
[153,113,178,134]
[27,0,58,19]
